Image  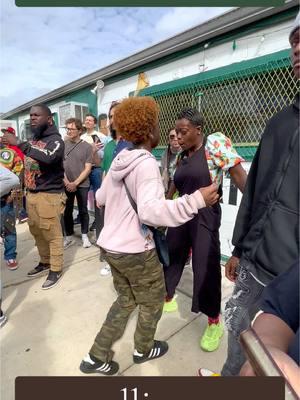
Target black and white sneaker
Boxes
[80,354,119,376]
[133,340,169,364]
[27,263,50,277]
[41,271,62,290]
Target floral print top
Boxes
[171,132,243,190]
[204,132,244,186]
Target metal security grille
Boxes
[139,50,298,161]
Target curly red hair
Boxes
[113,97,159,144]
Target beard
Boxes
[31,123,49,139]
[110,127,117,140]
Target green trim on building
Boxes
[4,86,97,123]
[62,87,98,117]
[114,8,297,89]
[138,49,291,97]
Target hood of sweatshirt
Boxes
[32,124,60,141]
[110,148,155,182]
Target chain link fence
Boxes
[139,51,298,161]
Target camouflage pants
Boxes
[90,248,166,362]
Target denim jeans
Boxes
[221,263,266,376]
[89,167,102,194]
[89,167,103,239]
[1,203,17,260]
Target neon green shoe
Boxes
[200,322,224,352]
[163,296,178,312]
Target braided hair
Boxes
[177,107,204,129]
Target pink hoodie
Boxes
[96,148,206,254]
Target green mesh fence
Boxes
[140,50,299,160]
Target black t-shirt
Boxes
[261,261,299,365]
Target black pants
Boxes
[64,187,89,235]
[164,214,221,318]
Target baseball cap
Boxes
[290,12,300,40]
[1,127,16,135]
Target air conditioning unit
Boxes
[58,102,89,127]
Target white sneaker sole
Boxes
[64,240,75,249]
[41,274,63,290]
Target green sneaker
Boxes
[200,322,224,352]
[163,297,178,312]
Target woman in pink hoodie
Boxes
[80,97,219,376]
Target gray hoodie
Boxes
[0,166,20,197]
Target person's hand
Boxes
[66,182,77,192]
[240,347,300,397]
[92,143,103,153]
[95,142,104,151]
[2,133,17,146]
[63,178,69,186]
[225,256,240,282]
[199,183,219,206]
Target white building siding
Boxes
[97,20,292,114]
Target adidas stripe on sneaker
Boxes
[79,354,119,375]
[133,340,169,364]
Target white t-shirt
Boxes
[81,130,112,161]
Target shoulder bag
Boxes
[123,179,170,267]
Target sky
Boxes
[0,1,230,114]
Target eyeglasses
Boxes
[65,127,78,132]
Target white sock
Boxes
[82,234,89,240]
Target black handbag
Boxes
[123,179,170,267]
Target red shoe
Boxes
[6,259,18,271]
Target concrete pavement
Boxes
[1,222,234,400]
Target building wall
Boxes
[97,20,293,114]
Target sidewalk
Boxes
[1,223,234,400]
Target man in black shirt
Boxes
[5,104,65,290]
[221,14,299,376]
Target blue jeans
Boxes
[1,203,17,260]
[89,167,102,194]
[89,167,103,238]
[221,263,266,376]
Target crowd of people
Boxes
[0,12,299,394]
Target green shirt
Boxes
[102,139,117,173]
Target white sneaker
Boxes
[82,236,92,248]
[64,236,74,249]
[100,263,111,276]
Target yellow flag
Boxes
[134,72,149,96]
